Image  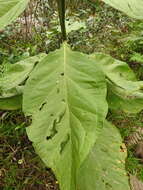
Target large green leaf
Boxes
[0,0,29,30]
[90,53,143,113]
[23,43,108,190]
[102,0,143,19]
[0,53,46,98]
[77,120,130,190]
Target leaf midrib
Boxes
[63,43,74,189]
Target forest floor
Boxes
[1,2,143,189]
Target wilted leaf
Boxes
[23,43,108,190]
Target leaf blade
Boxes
[90,53,143,113]
[77,120,130,190]
[0,0,29,30]
[0,53,46,98]
[0,95,22,110]
[102,0,143,19]
[23,43,108,190]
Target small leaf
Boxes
[58,20,86,34]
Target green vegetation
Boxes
[1,0,143,189]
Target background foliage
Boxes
[1,0,143,189]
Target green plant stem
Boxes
[57,0,67,41]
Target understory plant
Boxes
[1,0,143,189]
